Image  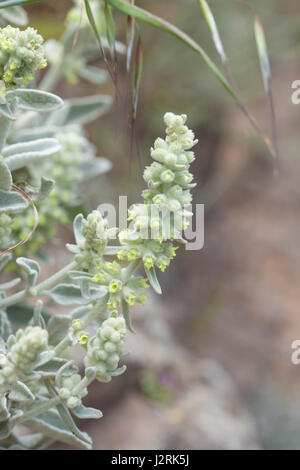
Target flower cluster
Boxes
[59,374,88,409]
[92,261,149,308]
[74,211,116,272]
[0,26,47,98]
[0,213,12,249]
[0,326,48,390]
[117,112,197,271]
[84,313,126,383]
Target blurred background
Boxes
[25,0,300,449]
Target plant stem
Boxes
[19,396,61,423]
[0,260,77,310]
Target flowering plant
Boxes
[0,2,197,450]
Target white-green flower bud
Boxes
[0,26,47,97]
[84,314,126,383]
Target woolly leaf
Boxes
[145,266,162,295]
[71,405,102,420]
[0,161,12,191]
[25,409,92,450]
[0,278,21,291]
[47,315,71,346]
[78,66,108,84]
[9,382,35,403]
[0,189,27,212]
[16,257,40,287]
[63,95,112,125]
[4,138,60,171]
[7,89,63,112]
[0,310,12,342]
[0,6,28,26]
[47,284,107,306]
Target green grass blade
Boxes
[198,0,227,63]
[0,0,46,7]
[254,15,271,92]
[105,0,237,102]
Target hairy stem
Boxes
[0,261,77,310]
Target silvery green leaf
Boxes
[80,279,90,299]
[55,360,75,388]
[71,405,102,420]
[145,266,162,295]
[36,358,77,378]
[0,102,15,120]
[72,213,84,245]
[33,350,55,369]
[0,409,23,439]
[63,95,112,125]
[0,6,28,26]
[55,401,93,446]
[71,306,88,320]
[0,278,21,291]
[68,271,93,281]
[7,89,64,112]
[9,382,35,403]
[0,189,27,212]
[121,298,135,333]
[79,66,108,84]
[65,243,80,254]
[0,160,12,190]
[20,177,55,202]
[25,410,92,450]
[47,382,93,446]
[0,420,11,440]
[0,397,9,423]
[0,310,11,342]
[47,315,71,346]
[11,125,60,143]
[78,157,112,178]
[16,257,40,287]
[47,284,107,305]
[109,365,127,377]
[6,303,35,327]
[4,138,60,171]
[104,246,123,255]
[0,253,12,272]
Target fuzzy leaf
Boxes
[47,315,71,346]
[0,102,15,120]
[0,278,21,291]
[16,257,40,286]
[0,310,12,342]
[63,95,112,125]
[0,189,27,212]
[71,405,102,420]
[7,89,63,112]
[145,266,162,295]
[4,138,60,171]
[25,409,92,450]
[0,253,12,272]
[0,160,12,191]
[121,298,135,333]
[35,358,77,378]
[9,382,35,403]
[78,66,108,84]
[47,284,107,306]
[0,6,28,25]
[72,213,84,245]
